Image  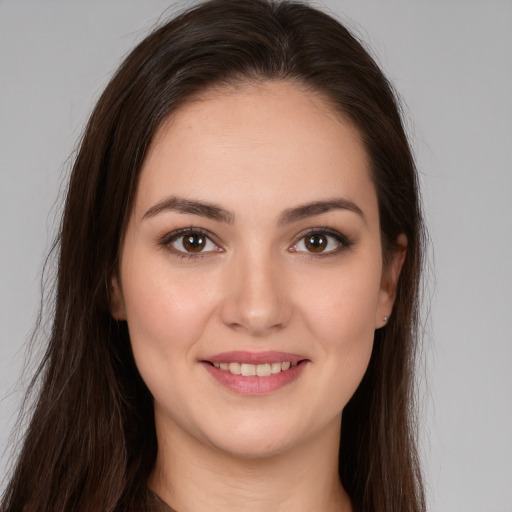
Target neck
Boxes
[148,411,352,512]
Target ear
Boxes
[110,274,127,321]
[375,233,407,328]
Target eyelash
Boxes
[158,227,221,259]
[158,227,354,259]
[289,227,354,257]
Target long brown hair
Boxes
[2,1,426,511]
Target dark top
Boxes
[148,490,176,512]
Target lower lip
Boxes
[202,361,307,395]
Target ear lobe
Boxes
[375,234,407,328]
[110,275,126,321]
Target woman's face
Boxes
[112,81,403,458]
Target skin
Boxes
[111,81,406,512]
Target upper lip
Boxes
[203,351,307,365]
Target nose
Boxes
[219,249,292,337]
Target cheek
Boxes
[298,256,382,346]
[120,253,219,376]
[295,256,381,405]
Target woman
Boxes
[1,1,426,511]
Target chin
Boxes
[199,417,302,460]
[208,436,295,460]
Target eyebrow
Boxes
[277,198,365,225]
[142,195,364,225]
[142,196,235,223]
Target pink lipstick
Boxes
[201,351,308,394]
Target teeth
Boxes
[241,363,256,376]
[271,362,282,374]
[256,363,271,377]
[229,362,241,375]
[212,361,297,376]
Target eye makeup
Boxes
[288,227,355,257]
[157,224,355,261]
[157,227,223,259]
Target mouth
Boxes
[207,360,301,377]
[201,351,308,394]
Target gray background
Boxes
[1,1,511,510]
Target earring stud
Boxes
[383,316,389,323]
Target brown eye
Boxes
[305,234,327,252]
[182,233,206,252]
[167,230,219,255]
[290,230,350,255]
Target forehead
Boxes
[134,80,377,223]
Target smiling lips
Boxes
[203,351,308,394]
